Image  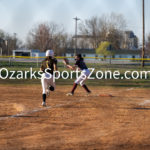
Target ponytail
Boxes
[45,56,52,61]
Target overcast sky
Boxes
[0,0,149,44]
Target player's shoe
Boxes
[86,91,91,96]
[66,93,73,96]
[42,102,46,107]
[49,86,55,91]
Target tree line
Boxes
[0,13,150,56]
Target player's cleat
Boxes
[66,93,73,96]
[49,86,55,91]
[42,102,46,107]
[85,92,91,96]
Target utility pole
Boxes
[73,17,80,55]
[142,0,145,67]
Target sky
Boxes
[0,0,149,44]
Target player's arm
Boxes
[53,59,59,77]
[40,63,45,72]
[66,64,77,70]
[63,58,77,70]
[54,63,58,71]
[53,59,58,71]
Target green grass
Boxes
[1,61,150,87]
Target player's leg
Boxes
[41,75,48,106]
[66,83,78,96]
[66,73,84,96]
[48,75,55,91]
[80,81,91,93]
[71,83,78,94]
[41,78,47,106]
[80,70,91,93]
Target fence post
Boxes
[37,57,39,68]
[9,57,11,66]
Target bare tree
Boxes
[0,29,23,55]
[78,13,126,49]
[26,22,69,55]
[79,16,103,48]
[147,34,150,49]
[146,34,150,56]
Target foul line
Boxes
[0,88,139,121]
[0,98,87,121]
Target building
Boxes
[65,48,141,60]
[122,31,138,50]
[13,49,45,58]
[112,49,141,59]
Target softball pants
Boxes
[75,69,90,86]
[41,73,55,94]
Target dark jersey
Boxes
[75,59,88,70]
[41,58,57,75]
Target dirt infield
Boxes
[0,85,150,150]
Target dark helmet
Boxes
[76,54,83,60]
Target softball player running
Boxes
[40,50,57,106]
[63,54,91,96]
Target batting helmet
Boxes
[46,50,54,57]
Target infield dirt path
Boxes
[0,85,150,150]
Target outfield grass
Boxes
[0,76,150,88]
[1,61,150,87]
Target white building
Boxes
[112,49,141,59]
[13,49,45,58]
[122,31,138,50]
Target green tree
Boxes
[96,41,115,64]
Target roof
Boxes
[13,49,40,53]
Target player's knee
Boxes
[80,82,84,86]
[49,86,55,91]
[75,81,79,85]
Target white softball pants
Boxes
[75,69,90,86]
[41,73,55,94]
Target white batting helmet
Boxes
[46,49,54,57]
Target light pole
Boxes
[142,0,145,67]
[73,17,80,55]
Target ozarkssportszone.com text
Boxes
[0,68,150,81]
